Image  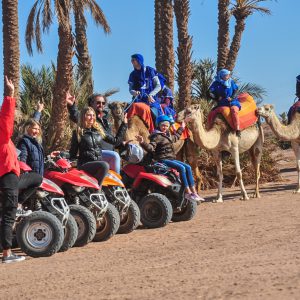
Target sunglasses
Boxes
[96,101,106,105]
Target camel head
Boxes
[177,104,202,123]
[108,101,127,122]
[257,104,275,121]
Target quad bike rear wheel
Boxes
[139,193,173,228]
[118,200,140,234]
[69,205,96,247]
[60,214,78,252]
[172,200,197,222]
[16,211,64,258]
[93,203,120,242]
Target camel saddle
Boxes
[208,93,258,130]
[127,102,189,139]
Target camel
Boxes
[258,104,300,193]
[108,101,202,192]
[179,104,264,202]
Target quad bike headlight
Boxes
[72,186,85,193]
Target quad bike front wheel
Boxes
[16,211,64,258]
[60,214,78,252]
[139,193,173,228]
[172,199,197,222]
[93,203,120,242]
[69,205,96,247]
[118,200,140,234]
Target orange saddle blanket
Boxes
[208,93,258,130]
[127,102,189,139]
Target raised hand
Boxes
[5,76,14,97]
[181,120,186,129]
[37,101,44,112]
[66,91,76,106]
[133,90,140,97]
[135,135,144,144]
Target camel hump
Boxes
[208,93,258,131]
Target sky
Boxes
[0,0,299,114]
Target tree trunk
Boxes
[174,0,193,111]
[217,0,230,71]
[2,0,20,99]
[161,0,175,92]
[225,17,246,72]
[74,4,93,95]
[155,0,163,73]
[47,21,74,152]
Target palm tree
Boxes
[225,0,271,71]
[160,0,175,91]
[154,0,163,73]
[2,0,20,99]
[174,0,193,111]
[217,0,231,71]
[73,0,110,95]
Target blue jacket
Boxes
[17,135,44,175]
[209,79,240,109]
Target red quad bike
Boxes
[121,162,197,228]
[44,154,120,244]
[0,163,67,258]
[19,162,78,253]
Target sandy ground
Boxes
[0,150,299,300]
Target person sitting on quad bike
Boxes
[69,106,128,186]
[128,53,164,120]
[0,77,25,264]
[209,69,241,137]
[136,115,204,203]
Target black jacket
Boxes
[141,127,183,161]
[69,123,127,166]
[68,104,114,150]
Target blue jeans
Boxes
[102,150,121,174]
[160,159,195,189]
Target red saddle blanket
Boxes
[208,93,258,130]
[127,103,189,139]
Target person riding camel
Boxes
[160,86,176,126]
[128,53,163,120]
[209,69,241,137]
[287,74,300,124]
[136,115,204,203]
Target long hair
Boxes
[23,119,42,143]
[77,106,106,141]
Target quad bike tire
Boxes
[139,193,173,228]
[60,214,78,252]
[93,203,120,242]
[118,200,140,234]
[172,200,197,222]
[16,211,64,258]
[69,205,96,247]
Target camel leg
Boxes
[291,141,300,193]
[232,147,249,201]
[249,138,263,199]
[212,151,223,203]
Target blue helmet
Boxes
[156,115,171,125]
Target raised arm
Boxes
[0,76,16,144]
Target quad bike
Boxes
[0,166,66,257]
[102,170,140,234]
[44,154,120,244]
[19,162,78,252]
[121,162,197,229]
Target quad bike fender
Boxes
[133,172,173,189]
[40,178,64,196]
[102,171,125,187]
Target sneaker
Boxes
[16,208,32,217]
[2,253,25,264]
[192,193,205,203]
[185,193,198,202]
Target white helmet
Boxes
[122,143,144,164]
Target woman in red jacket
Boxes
[0,76,25,264]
